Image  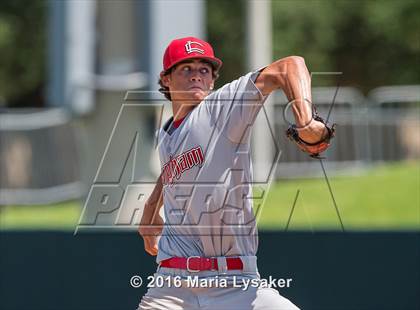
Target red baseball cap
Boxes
[162,36,222,72]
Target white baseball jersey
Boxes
[138,70,301,310]
[156,69,266,265]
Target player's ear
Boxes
[160,71,171,87]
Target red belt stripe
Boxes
[159,257,243,272]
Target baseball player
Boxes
[137,37,335,309]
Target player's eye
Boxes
[200,67,210,74]
[182,66,191,72]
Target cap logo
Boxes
[185,41,205,54]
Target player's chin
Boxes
[189,90,208,102]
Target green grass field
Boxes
[257,161,419,231]
[1,161,419,231]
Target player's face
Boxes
[163,59,215,104]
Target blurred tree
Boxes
[272,0,420,91]
[0,0,418,107]
[0,0,46,107]
[208,0,420,92]
[207,0,246,88]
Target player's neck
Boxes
[171,101,198,121]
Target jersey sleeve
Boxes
[203,69,268,144]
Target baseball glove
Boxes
[286,110,336,159]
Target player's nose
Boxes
[190,74,202,82]
[190,68,202,82]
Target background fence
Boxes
[0,108,83,205]
[273,85,420,178]
[0,85,419,204]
